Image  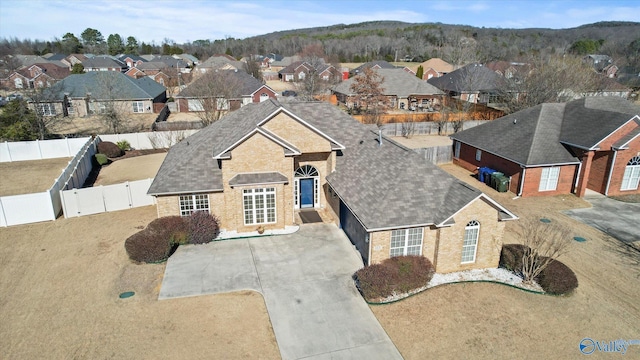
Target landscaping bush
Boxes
[188,211,220,245]
[124,230,173,263]
[499,244,528,273]
[536,259,579,295]
[500,244,578,295]
[97,141,124,158]
[147,216,190,245]
[354,256,435,302]
[94,153,109,166]
[116,140,131,151]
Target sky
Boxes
[1,0,639,44]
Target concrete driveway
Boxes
[564,193,640,245]
[159,224,403,360]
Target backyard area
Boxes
[0,157,71,196]
[0,155,638,358]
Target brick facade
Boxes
[367,197,505,273]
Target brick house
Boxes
[174,69,276,113]
[148,99,517,272]
[332,68,445,111]
[37,71,167,117]
[409,58,456,80]
[450,97,640,197]
[1,63,70,90]
[428,63,507,105]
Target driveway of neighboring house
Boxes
[564,193,640,245]
[159,224,403,360]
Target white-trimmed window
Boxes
[390,228,423,257]
[133,101,144,113]
[461,220,480,263]
[243,187,276,225]
[260,92,269,102]
[539,167,560,191]
[476,149,482,161]
[621,156,640,191]
[179,194,210,216]
[14,78,23,88]
[37,103,56,116]
[454,141,461,158]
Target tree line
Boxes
[1,21,638,69]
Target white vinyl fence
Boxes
[0,137,98,227]
[99,130,198,150]
[0,137,91,162]
[60,178,156,218]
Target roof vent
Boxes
[513,119,517,124]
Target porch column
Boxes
[576,150,594,197]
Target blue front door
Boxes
[300,178,314,208]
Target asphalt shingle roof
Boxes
[332,68,444,97]
[42,71,166,101]
[176,70,270,98]
[451,97,640,166]
[428,63,506,92]
[150,99,513,230]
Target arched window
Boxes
[461,220,480,263]
[621,156,640,191]
[294,165,319,209]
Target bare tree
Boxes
[185,70,243,126]
[436,107,450,135]
[500,55,599,114]
[24,86,70,139]
[244,59,263,83]
[93,72,131,134]
[350,67,388,127]
[514,217,573,284]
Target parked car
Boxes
[6,93,22,101]
[0,96,6,107]
[282,90,297,97]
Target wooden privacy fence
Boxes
[60,178,156,218]
[380,121,489,136]
[412,145,453,165]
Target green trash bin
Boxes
[496,175,510,192]
[490,172,504,189]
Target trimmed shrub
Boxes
[188,211,220,245]
[124,230,173,263]
[500,244,578,295]
[354,256,435,302]
[499,244,528,273]
[97,141,124,158]
[116,140,131,151]
[94,153,109,165]
[536,259,579,295]
[147,216,190,245]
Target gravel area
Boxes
[375,268,543,304]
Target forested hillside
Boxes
[1,21,639,68]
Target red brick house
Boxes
[450,97,640,197]
[1,63,70,90]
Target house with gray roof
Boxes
[148,99,517,272]
[450,97,640,198]
[37,71,166,117]
[428,63,507,105]
[174,69,276,113]
[332,68,445,111]
[81,56,127,72]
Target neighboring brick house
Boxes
[428,63,507,105]
[147,99,517,272]
[350,60,397,77]
[37,71,167,117]
[278,61,315,82]
[196,56,245,75]
[1,63,70,90]
[409,58,456,80]
[174,69,276,112]
[118,54,147,69]
[61,54,88,68]
[331,68,444,111]
[450,97,640,197]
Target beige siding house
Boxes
[148,99,517,273]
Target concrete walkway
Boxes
[159,224,403,360]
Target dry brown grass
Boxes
[0,157,72,196]
[0,206,280,359]
[371,164,640,359]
